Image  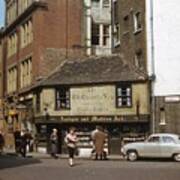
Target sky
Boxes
[0,0,5,27]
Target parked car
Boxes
[121,133,180,162]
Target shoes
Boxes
[69,158,74,167]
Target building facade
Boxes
[33,55,150,154]
[1,0,151,154]
[146,0,180,134]
[117,0,180,134]
[2,0,84,133]
[115,0,147,71]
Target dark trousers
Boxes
[20,145,26,157]
[68,147,75,158]
[95,151,107,160]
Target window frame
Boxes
[91,23,100,46]
[133,11,142,34]
[116,84,132,108]
[102,24,110,46]
[159,107,166,126]
[55,87,71,110]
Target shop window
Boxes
[56,87,70,110]
[116,85,132,108]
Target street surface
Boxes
[0,154,180,180]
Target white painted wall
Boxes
[146,0,180,96]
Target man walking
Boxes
[93,126,107,160]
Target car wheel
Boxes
[173,154,180,162]
[127,151,138,161]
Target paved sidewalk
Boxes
[3,148,124,160]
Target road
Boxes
[0,155,180,180]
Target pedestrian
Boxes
[91,126,99,158]
[50,128,59,159]
[65,127,78,167]
[93,126,107,160]
[14,129,21,154]
[20,130,28,157]
[0,130,5,154]
[34,133,39,152]
[26,130,33,152]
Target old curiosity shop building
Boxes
[32,55,150,155]
[0,0,152,154]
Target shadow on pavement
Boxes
[137,158,175,163]
[0,154,42,170]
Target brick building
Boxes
[116,0,180,134]
[2,0,84,132]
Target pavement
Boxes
[3,148,124,160]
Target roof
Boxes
[36,55,148,87]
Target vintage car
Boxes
[121,133,180,162]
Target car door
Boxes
[160,136,176,157]
[142,136,161,157]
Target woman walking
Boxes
[65,127,78,167]
[50,128,59,159]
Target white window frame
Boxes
[133,11,142,33]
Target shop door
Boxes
[109,137,122,155]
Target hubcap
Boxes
[174,154,180,162]
[129,152,137,161]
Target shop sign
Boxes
[165,96,180,103]
[59,116,141,122]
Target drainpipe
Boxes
[111,0,114,52]
[65,0,69,58]
[85,0,92,55]
[149,0,156,134]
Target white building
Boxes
[146,0,180,133]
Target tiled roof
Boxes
[37,55,147,87]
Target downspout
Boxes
[149,0,156,133]
[85,0,92,56]
[65,0,69,58]
[111,0,114,52]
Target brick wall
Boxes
[116,0,147,72]
[155,96,180,134]
[3,0,85,95]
